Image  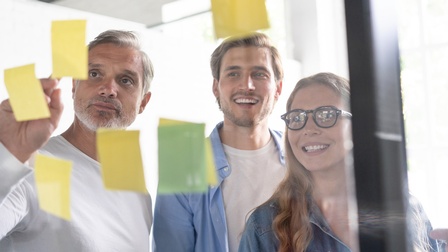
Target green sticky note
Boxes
[211,0,270,39]
[4,64,51,121]
[157,118,208,194]
[96,129,147,193]
[35,154,73,221]
[51,20,88,79]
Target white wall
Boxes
[0,0,214,200]
[0,0,300,202]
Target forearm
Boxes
[0,144,35,240]
[0,143,32,202]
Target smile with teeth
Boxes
[235,98,258,104]
[303,144,329,152]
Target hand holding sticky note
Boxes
[3,64,51,121]
[34,154,73,221]
[157,118,217,194]
[51,20,87,79]
[211,0,270,39]
[96,129,147,193]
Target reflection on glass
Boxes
[398,0,448,248]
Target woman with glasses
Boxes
[238,72,439,252]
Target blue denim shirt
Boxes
[238,200,350,252]
[239,198,440,252]
[153,122,285,252]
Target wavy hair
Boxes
[270,72,350,252]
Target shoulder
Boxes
[269,128,283,138]
[245,200,278,236]
[239,200,279,251]
[40,135,70,154]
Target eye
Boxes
[317,109,336,122]
[227,72,239,77]
[120,77,134,86]
[253,72,268,79]
[294,113,306,122]
[89,70,101,78]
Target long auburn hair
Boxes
[270,72,350,252]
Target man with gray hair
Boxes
[0,30,153,251]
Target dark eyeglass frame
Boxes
[280,105,352,130]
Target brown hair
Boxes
[210,32,283,82]
[271,72,350,252]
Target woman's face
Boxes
[287,83,352,174]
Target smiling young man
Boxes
[154,33,286,252]
[0,30,153,251]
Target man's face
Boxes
[72,43,151,131]
[213,46,282,128]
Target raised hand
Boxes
[0,78,63,162]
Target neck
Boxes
[219,121,271,150]
[312,165,359,251]
[61,119,97,160]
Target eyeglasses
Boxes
[281,106,352,130]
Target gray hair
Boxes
[88,30,154,94]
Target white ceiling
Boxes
[43,0,179,27]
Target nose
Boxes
[239,74,255,91]
[99,79,118,98]
[303,114,320,135]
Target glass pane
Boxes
[424,0,448,44]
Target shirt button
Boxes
[224,167,229,172]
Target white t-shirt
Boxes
[221,138,286,252]
[0,136,152,252]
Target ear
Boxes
[212,79,219,98]
[275,80,283,99]
[138,92,152,114]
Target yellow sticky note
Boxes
[211,0,270,39]
[51,20,88,79]
[4,64,51,121]
[205,138,218,186]
[96,129,147,193]
[34,154,72,221]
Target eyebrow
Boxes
[223,66,270,72]
[122,69,139,79]
[223,66,241,72]
[88,63,103,68]
[88,64,140,79]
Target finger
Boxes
[40,78,59,96]
[49,88,64,127]
[430,229,448,240]
[0,99,13,112]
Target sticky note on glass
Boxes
[51,20,88,79]
[4,64,51,121]
[211,0,270,39]
[96,129,147,193]
[158,119,216,194]
[34,154,72,221]
[205,138,218,186]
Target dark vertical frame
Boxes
[344,0,411,251]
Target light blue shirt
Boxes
[153,121,285,252]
